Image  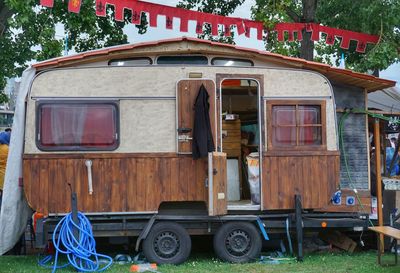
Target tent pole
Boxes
[373,118,384,253]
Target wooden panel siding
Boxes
[23,154,208,216]
[262,152,340,210]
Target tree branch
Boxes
[0,2,13,37]
[284,7,301,22]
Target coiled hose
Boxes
[39,212,113,273]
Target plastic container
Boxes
[246,152,260,205]
[130,263,158,272]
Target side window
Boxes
[108,57,152,66]
[37,102,119,151]
[267,101,326,150]
[157,56,208,65]
[211,57,254,67]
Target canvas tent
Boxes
[368,86,400,112]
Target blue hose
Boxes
[39,212,113,273]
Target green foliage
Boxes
[0,0,150,91]
[253,0,400,73]
[177,0,245,44]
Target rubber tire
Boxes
[142,222,191,265]
[213,222,262,263]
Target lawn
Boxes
[0,251,399,273]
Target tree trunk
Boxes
[0,1,13,37]
[300,0,318,61]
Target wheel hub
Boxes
[154,231,180,258]
[226,230,251,256]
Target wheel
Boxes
[142,222,191,265]
[213,222,262,263]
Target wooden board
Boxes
[262,152,340,210]
[177,80,216,153]
[23,154,208,216]
[208,152,227,216]
[369,226,400,240]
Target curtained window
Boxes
[268,101,326,150]
[37,102,119,151]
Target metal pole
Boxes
[373,118,384,253]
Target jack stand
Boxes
[295,195,303,262]
[68,183,79,241]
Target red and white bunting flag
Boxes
[95,0,265,40]
[68,0,82,13]
[40,0,54,7]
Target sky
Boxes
[53,0,400,86]
[119,0,399,86]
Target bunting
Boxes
[40,0,82,13]
[95,0,264,40]
[68,0,82,13]
[40,0,54,7]
[274,22,379,53]
[39,0,380,53]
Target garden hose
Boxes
[39,212,113,273]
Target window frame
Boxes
[211,57,254,67]
[36,100,120,152]
[266,100,327,151]
[108,57,153,66]
[156,55,208,65]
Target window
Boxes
[268,101,326,149]
[37,102,119,151]
[108,57,152,66]
[157,55,208,65]
[212,58,253,67]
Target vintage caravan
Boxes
[18,37,395,263]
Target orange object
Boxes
[130,263,157,272]
[33,212,45,233]
[222,79,241,87]
[321,221,327,228]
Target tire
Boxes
[213,222,262,263]
[142,222,191,265]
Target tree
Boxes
[252,0,400,73]
[0,0,149,93]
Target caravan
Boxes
[6,37,396,263]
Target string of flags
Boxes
[274,22,379,53]
[40,0,82,13]
[95,0,264,39]
[39,0,380,53]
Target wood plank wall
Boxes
[262,152,340,210]
[23,154,208,216]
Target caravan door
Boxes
[176,79,227,215]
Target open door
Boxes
[208,152,227,216]
[176,79,216,154]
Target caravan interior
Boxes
[220,79,261,210]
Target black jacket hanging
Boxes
[192,84,215,159]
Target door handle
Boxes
[85,160,93,195]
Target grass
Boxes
[0,251,399,273]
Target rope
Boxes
[39,212,113,273]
